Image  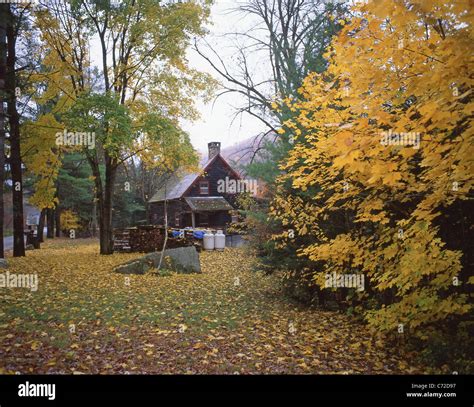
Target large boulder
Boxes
[114,259,154,275]
[113,246,201,275]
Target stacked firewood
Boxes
[113,226,163,253]
[166,232,202,252]
[113,226,199,253]
[129,226,164,253]
[113,229,133,252]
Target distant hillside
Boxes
[220,134,277,174]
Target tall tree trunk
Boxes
[91,194,98,237]
[55,206,61,237]
[99,157,116,255]
[6,8,24,257]
[90,154,116,255]
[0,5,7,259]
[46,208,54,238]
[38,208,46,243]
[88,159,102,243]
[157,182,168,271]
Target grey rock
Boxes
[0,258,8,269]
[113,246,201,275]
[114,260,154,275]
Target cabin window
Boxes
[199,180,209,195]
[198,213,209,226]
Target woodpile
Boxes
[113,226,201,253]
[113,229,132,252]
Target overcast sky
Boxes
[182,0,268,152]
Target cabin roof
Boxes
[148,154,241,203]
[184,197,234,212]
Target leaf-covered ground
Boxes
[0,239,424,374]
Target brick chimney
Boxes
[208,142,221,160]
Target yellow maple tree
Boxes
[271,0,473,335]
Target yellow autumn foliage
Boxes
[60,210,81,232]
[271,0,473,335]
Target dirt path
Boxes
[0,239,423,374]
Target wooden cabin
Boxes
[148,142,243,229]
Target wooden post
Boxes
[191,211,196,229]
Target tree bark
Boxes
[38,208,46,243]
[6,8,25,257]
[99,156,116,255]
[157,182,168,271]
[90,195,98,237]
[89,153,116,255]
[0,5,7,259]
[55,206,61,237]
[88,157,103,243]
[46,208,54,238]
